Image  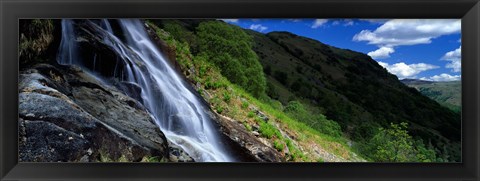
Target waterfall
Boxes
[57,19,232,162]
[57,19,79,65]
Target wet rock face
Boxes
[18,63,176,162]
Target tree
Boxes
[196,21,266,98]
[369,122,437,162]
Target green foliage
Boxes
[284,101,342,138]
[196,21,266,98]
[247,111,255,118]
[266,81,280,99]
[243,122,253,131]
[204,77,223,89]
[241,101,249,109]
[223,91,231,102]
[162,21,197,49]
[367,122,437,162]
[258,121,281,139]
[273,140,284,151]
[216,106,224,114]
[284,101,304,112]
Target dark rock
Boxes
[168,144,195,162]
[19,119,90,162]
[250,106,269,122]
[214,114,284,162]
[115,81,144,105]
[19,64,172,162]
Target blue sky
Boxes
[221,19,461,81]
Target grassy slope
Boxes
[146,20,364,162]
[402,80,461,113]
[247,30,460,161]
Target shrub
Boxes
[247,111,255,118]
[241,101,249,109]
[216,106,224,114]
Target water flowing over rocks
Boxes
[19,64,194,162]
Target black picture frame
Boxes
[1,0,479,180]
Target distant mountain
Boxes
[402,79,461,113]
[400,78,434,85]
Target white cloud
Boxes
[249,24,268,32]
[332,19,354,26]
[367,46,395,59]
[353,19,461,58]
[441,46,461,72]
[354,19,460,46]
[378,61,439,79]
[220,19,239,23]
[344,19,354,26]
[420,73,461,81]
[287,19,302,22]
[311,19,328,28]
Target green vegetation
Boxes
[273,140,284,151]
[146,19,459,162]
[258,121,281,139]
[196,21,267,98]
[363,122,437,162]
[284,101,342,138]
[248,30,460,162]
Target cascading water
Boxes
[57,19,233,162]
[57,20,79,65]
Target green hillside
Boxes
[402,79,461,113]
[147,19,461,162]
[248,30,460,162]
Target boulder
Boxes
[213,114,284,162]
[18,63,173,162]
